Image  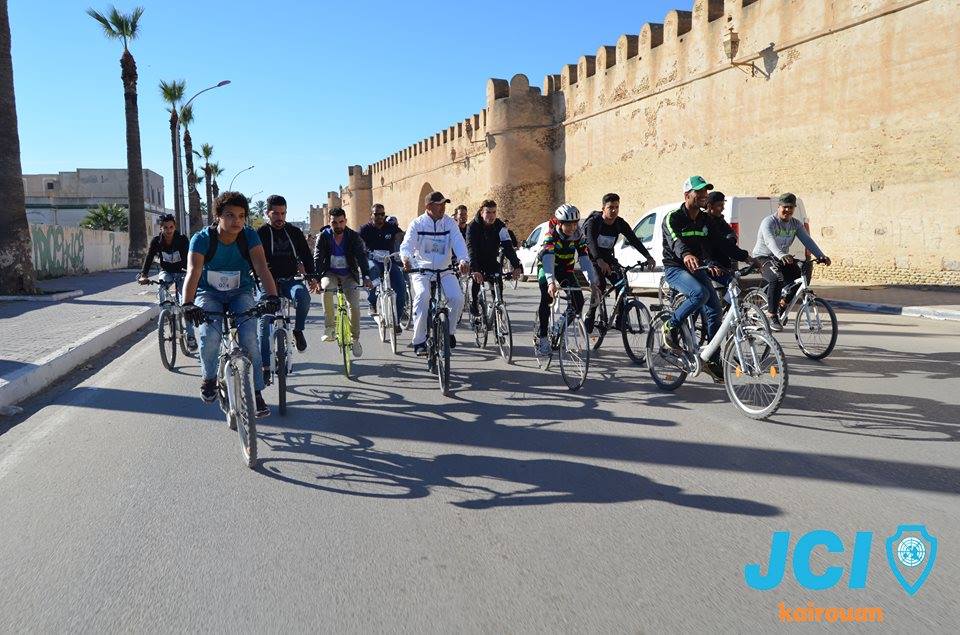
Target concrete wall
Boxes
[340,0,960,284]
[23,168,168,214]
[29,224,128,279]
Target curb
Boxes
[830,300,960,322]
[0,290,83,302]
[0,305,159,411]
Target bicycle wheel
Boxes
[176,313,193,357]
[217,357,234,429]
[473,293,488,348]
[621,299,652,365]
[591,295,608,351]
[436,310,451,395]
[274,331,287,416]
[233,359,259,468]
[670,293,707,347]
[742,289,769,314]
[384,294,398,355]
[794,296,838,360]
[376,293,388,343]
[722,330,788,420]
[645,312,688,390]
[559,316,589,391]
[400,280,412,329]
[157,309,177,371]
[494,302,513,363]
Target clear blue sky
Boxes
[10,0,679,222]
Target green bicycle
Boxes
[332,280,362,379]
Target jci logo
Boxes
[744,525,937,596]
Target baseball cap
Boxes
[778,192,798,206]
[707,191,725,204]
[425,191,451,205]
[683,176,713,193]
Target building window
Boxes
[46,182,54,190]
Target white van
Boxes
[614,196,810,289]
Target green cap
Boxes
[683,176,713,192]
[778,192,797,206]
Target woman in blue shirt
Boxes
[182,191,279,417]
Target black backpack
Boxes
[204,225,253,267]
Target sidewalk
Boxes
[0,270,158,411]
[817,283,960,321]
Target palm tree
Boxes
[179,104,202,233]
[209,161,224,200]
[80,203,128,232]
[196,142,214,224]
[87,5,147,268]
[159,79,185,227]
[0,0,36,293]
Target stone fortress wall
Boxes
[337,0,960,284]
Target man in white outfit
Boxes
[400,191,471,356]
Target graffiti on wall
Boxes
[29,224,129,279]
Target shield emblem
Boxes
[885,524,937,596]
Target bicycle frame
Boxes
[268,296,294,375]
[688,268,756,375]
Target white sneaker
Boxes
[351,340,363,357]
[321,331,335,342]
[536,337,551,356]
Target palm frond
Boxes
[159,79,186,105]
[199,143,214,160]
[87,8,119,38]
[179,103,193,127]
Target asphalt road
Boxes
[1,284,957,632]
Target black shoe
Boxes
[293,329,307,351]
[262,366,272,386]
[414,343,428,357]
[705,359,724,383]
[768,314,784,332]
[584,315,594,334]
[201,379,217,403]
[449,334,457,349]
[394,325,403,334]
[255,391,270,418]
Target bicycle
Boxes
[399,274,413,331]
[500,251,520,290]
[743,257,838,360]
[199,305,266,468]
[144,277,196,371]
[659,271,772,346]
[646,264,788,420]
[331,280,364,379]
[470,271,514,363]
[533,285,594,391]
[590,263,653,365]
[373,252,402,355]
[413,265,457,395]
[264,277,301,416]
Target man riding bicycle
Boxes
[181,191,280,418]
[313,207,372,357]
[138,213,195,348]
[360,203,407,332]
[400,191,470,357]
[535,204,599,356]
[752,192,831,330]
[583,192,656,333]
[256,194,315,385]
[465,199,522,324]
[661,176,754,381]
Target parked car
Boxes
[614,196,810,289]
[516,221,551,281]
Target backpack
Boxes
[204,225,252,267]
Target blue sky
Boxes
[10,0,679,221]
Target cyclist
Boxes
[752,192,831,330]
[503,219,519,250]
[360,203,407,331]
[465,199,522,323]
[400,191,470,357]
[313,207,372,356]
[583,192,656,333]
[181,191,280,418]
[535,204,598,356]
[256,194,315,387]
[138,213,195,348]
[455,205,469,240]
[660,176,753,381]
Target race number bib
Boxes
[371,250,390,261]
[598,235,617,249]
[161,251,182,264]
[423,236,447,255]
[499,228,511,242]
[331,255,348,270]
[208,270,240,291]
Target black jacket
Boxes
[140,233,189,276]
[583,211,652,266]
[661,203,748,270]
[466,214,520,273]
[313,227,370,282]
[707,214,739,268]
[257,223,315,278]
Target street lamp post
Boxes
[228,165,255,190]
[174,80,230,230]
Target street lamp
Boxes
[174,79,231,229]
[228,165,255,190]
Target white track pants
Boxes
[410,271,464,346]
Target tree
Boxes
[80,203,129,232]
[209,161,224,200]
[0,0,37,293]
[159,79,185,228]
[179,104,202,234]
[87,5,146,269]
[196,142,214,224]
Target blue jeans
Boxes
[195,288,264,392]
[367,259,407,320]
[258,279,311,365]
[664,266,723,341]
[159,271,194,339]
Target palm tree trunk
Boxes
[212,179,219,200]
[121,48,146,268]
[0,0,36,293]
[183,128,201,233]
[204,164,213,225]
[168,109,181,225]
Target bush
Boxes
[80,204,129,232]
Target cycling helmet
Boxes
[554,203,580,223]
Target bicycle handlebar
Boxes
[411,265,458,275]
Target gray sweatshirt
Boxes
[753,214,824,259]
